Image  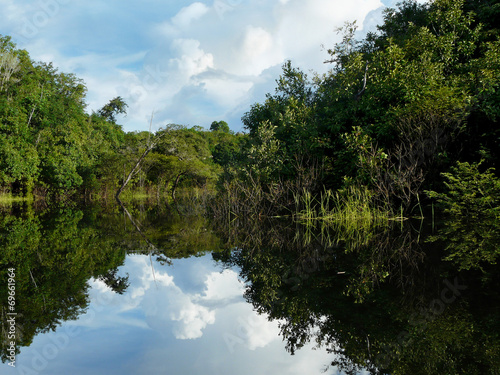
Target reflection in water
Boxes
[213,213,500,375]
[0,200,221,368]
[0,200,499,374]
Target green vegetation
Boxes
[205,2,500,372]
[0,193,32,204]
[294,185,393,226]
[211,0,500,225]
[0,34,243,201]
[3,0,500,222]
[1,1,499,373]
[211,212,500,375]
[426,161,500,273]
[0,200,223,361]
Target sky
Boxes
[6,254,372,375]
[0,0,425,133]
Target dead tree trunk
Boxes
[115,143,154,199]
[171,172,186,201]
[115,115,169,199]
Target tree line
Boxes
[218,0,500,217]
[0,35,244,200]
[2,0,500,214]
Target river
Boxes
[1,199,498,374]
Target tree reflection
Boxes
[213,215,500,374]
[0,206,124,363]
[0,200,222,363]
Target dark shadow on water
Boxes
[211,213,500,375]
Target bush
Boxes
[426,161,500,220]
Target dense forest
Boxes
[1,1,500,372]
[0,32,244,200]
[1,0,500,217]
[0,35,242,201]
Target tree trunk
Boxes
[116,144,154,199]
[116,114,169,199]
[171,172,186,201]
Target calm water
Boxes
[1,200,499,374]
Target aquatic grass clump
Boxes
[294,185,395,230]
[0,193,33,205]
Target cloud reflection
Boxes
[11,254,344,374]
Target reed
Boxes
[294,185,396,229]
[0,193,33,204]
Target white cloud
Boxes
[20,253,343,375]
[0,0,408,131]
[202,269,245,301]
[202,77,254,108]
[92,257,273,343]
[157,2,210,37]
[244,313,282,350]
[101,256,221,340]
[274,0,383,66]
[2,0,25,25]
[236,26,283,76]
[170,301,216,339]
[170,38,214,79]
[172,2,210,29]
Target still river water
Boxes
[0,199,499,374]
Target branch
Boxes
[115,113,167,198]
[355,62,369,101]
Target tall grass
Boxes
[292,185,405,251]
[0,193,33,205]
[294,185,398,229]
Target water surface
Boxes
[1,200,498,374]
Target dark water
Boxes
[0,200,499,375]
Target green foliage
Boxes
[135,126,223,198]
[426,162,500,271]
[235,0,500,213]
[0,201,221,362]
[427,161,500,219]
[211,133,246,170]
[97,96,128,123]
[242,61,323,185]
[209,120,230,133]
[294,184,392,232]
[211,214,500,375]
[245,121,283,182]
[0,50,20,91]
[2,0,500,209]
[0,35,128,196]
[0,207,127,361]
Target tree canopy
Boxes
[218,0,500,216]
[2,0,500,214]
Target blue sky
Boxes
[1,0,425,132]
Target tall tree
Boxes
[97,96,128,123]
[210,120,230,133]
